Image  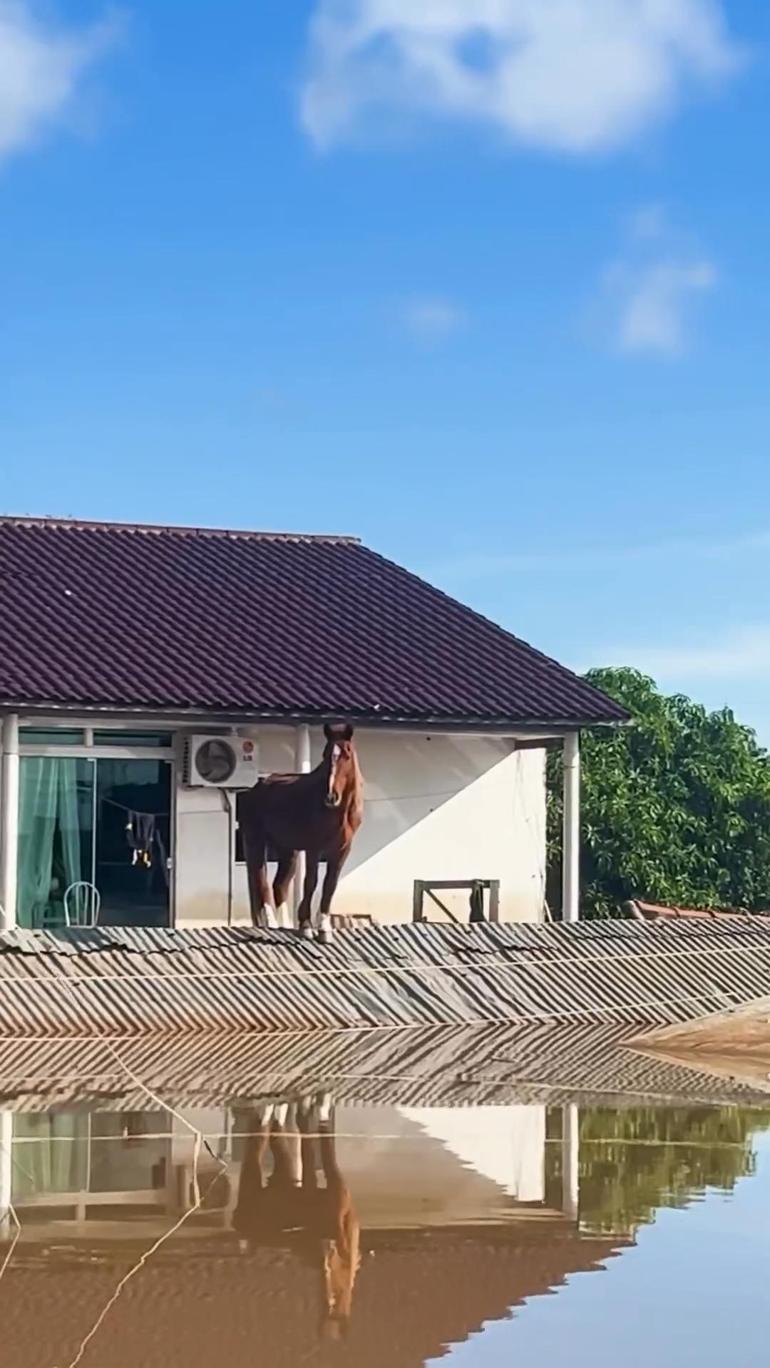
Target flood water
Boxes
[1,1077,769,1368]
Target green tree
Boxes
[547,1104,770,1236]
[548,667,770,918]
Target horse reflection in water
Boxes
[233,1093,361,1339]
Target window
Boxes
[20,729,83,745]
[93,731,173,747]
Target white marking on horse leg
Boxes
[260,905,278,930]
[276,903,292,930]
[273,1102,289,1127]
[317,1091,333,1124]
[256,1102,274,1127]
[300,921,314,940]
[317,914,333,945]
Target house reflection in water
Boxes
[0,1090,764,1368]
[0,1097,603,1364]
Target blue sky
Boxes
[2,2,770,734]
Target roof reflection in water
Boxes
[0,1028,768,1367]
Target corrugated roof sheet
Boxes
[0,1021,767,1112]
[0,920,770,1036]
[0,517,626,726]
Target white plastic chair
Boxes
[63,881,101,928]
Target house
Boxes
[0,516,626,932]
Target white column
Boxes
[0,714,19,929]
[0,1112,13,1237]
[561,1102,579,1223]
[293,724,312,920]
[562,731,580,924]
[296,723,311,775]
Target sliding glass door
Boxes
[95,758,171,927]
[17,756,171,929]
[17,757,95,929]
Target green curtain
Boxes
[17,759,85,929]
[11,1114,89,1199]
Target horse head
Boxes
[323,722,356,810]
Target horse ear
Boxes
[342,723,354,741]
[324,723,334,741]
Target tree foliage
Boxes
[547,1105,770,1236]
[548,667,770,918]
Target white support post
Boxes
[562,731,580,924]
[0,715,19,930]
[561,1103,579,1223]
[0,1112,13,1238]
[293,724,312,921]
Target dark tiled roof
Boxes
[2,1232,624,1368]
[0,517,626,726]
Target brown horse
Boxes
[237,722,363,944]
[232,1093,361,1339]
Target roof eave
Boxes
[1,696,630,732]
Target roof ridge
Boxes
[0,515,360,544]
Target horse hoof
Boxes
[316,927,333,947]
[299,923,314,941]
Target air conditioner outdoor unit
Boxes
[182,735,259,788]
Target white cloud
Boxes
[401,295,464,340]
[301,0,742,152]
[611,258,717,355]
[0,2,116,163]
[582,626,770,683]
[600,205,717,356]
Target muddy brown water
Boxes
[1,1086,769,1367]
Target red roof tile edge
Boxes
[628,899,770,922]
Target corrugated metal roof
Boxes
[0,920,770,1037]
[0,1021,766,1112]
[0,516,626,725]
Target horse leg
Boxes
[297,1096,320,1195]
[242,825,277,930]
[318,1094,341,1188]
[317,1093,359,1330]
[283,1102,302,1186]
[232,1109,271,1253]
[317,849,349,945]
[297,854,320,940]
[240,824,262,927]
[273,850,298,930]
[269,1111,295,1190]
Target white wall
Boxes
[174,726,546,927]
[318,1103,546,1226]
